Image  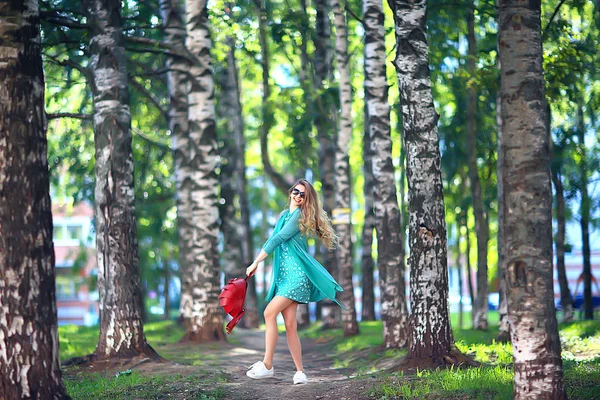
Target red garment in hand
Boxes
[218,277,248,334]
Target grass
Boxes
[59,321,224,399]
[63,371,224,400]
[59,313,600,399]
[321,312,600,399]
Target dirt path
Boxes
[213,328,370,399]
[68,327,379,399]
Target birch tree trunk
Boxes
[0,1,68,396]
[496,78,510,341]
[314,0,340,327]
[455,224,464,329]
[181,0,224,342]
[159,0,193,325]
[466,1,489,330]
[330,0,358,336]
[86,0,159,359]
[576,103,593,320]
[364,0,408,346]
[361,104,376,322]
[498,0,566,396]
[389,0,473,367]
[217,34,259,328]
[552,161,573,322]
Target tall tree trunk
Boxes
[466,1,489,331]
[86,0,159,359]
[159,0,193,326]
[498,0,566,397]
[359,0,374,326]
[549,103,573,323]
[0,1,68,396]
[181,0,224,342]
[163,259,171,320]
[465,215,475,327]
[496,75,510,342]
[365,0,407,346]
[455,224,464,330]
[361,103,376,322]
[217,32,259,328]
[552,162,573,322]
[256,0,292,194]
[389,0,472,367]
[330,0,359,336]
[577,102,593,320]
[314,0,340,327]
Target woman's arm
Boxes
[246,210,301,276]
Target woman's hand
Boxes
[246,262,258,277]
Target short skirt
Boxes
[273,241,313,303]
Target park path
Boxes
[203,327,371,400]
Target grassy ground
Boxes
[59,313,600,399]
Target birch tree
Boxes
[85,0,159,359]
[181,0,224,341]
[159,0,194,325]
[388,0,474,367]
[498,0,566,396]
[0,0,68,396]
[314,0,340,327]
[361,110,376,322]
[217,31,259,328]
[364,0,408,346]
[496,76,510,341]
[330,0,358,336]
[466,0,489,330]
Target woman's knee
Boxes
[284,317,297,332]
[264,307,277,322]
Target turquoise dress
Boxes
[262,208,344,307]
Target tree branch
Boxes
[40,11,88,29]
[47,112,92,120]
[132,127,171,152]
[542,0,567,41]
[43,53,88,77]
[129,78,169,120]
[345,6,364,26]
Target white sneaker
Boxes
[246,361,274,379]
[293,371,308,384]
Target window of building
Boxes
[54,226,65,241]
[56,276,78,301]
[67,225,84,241]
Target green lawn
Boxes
[314,312,599,400]
[59,313,600,399]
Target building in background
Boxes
[53,202,98,326]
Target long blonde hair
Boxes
[289,179,338,250]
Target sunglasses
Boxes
[291,188,306,198]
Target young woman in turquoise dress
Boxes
[245,179,343,384]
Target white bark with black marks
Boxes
[159,0,194,324]
[498,0,566,397]
[389,0,464,367]
[466,1,489,331]
[182,0,224,341]
[330,0,358,335]
[0,0,68,397]
[364,0,408,347]
[86,0,158,359]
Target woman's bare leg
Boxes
[263,296,294,370]
[281,302,303,371]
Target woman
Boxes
[245,179,343,385]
